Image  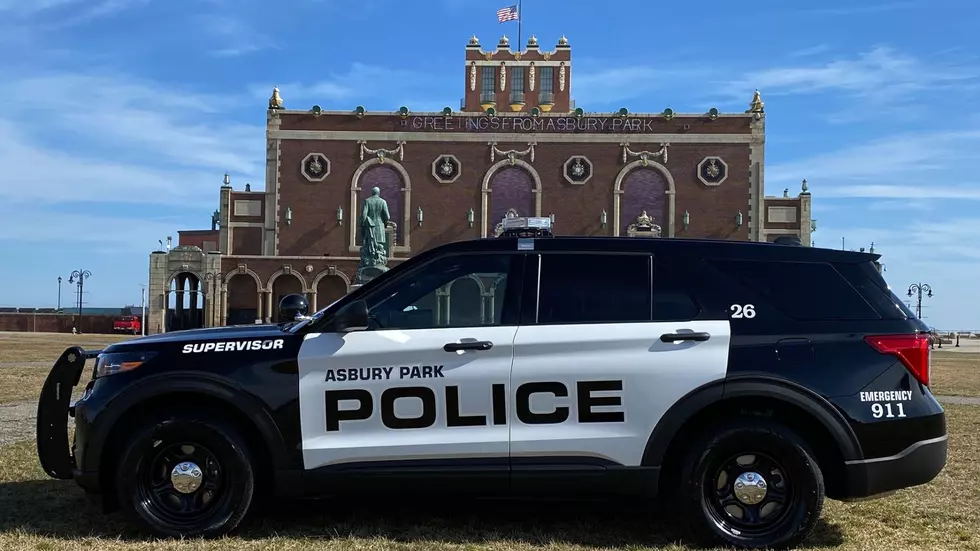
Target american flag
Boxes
[497,5,519,22]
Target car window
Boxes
[364,253,518,330]
[537,253,652,324]
[707,259,880,321]
[652,260,701,321]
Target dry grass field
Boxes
[0,331,979,551]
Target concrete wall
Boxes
[0,313,121,334]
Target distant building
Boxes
[148,34,813,334]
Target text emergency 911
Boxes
[325,380,626,431]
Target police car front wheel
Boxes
[114,412,255,538]
[678,419,825,550]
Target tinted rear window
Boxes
[537,253,651,324]
[706,259,880,321]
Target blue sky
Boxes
[0,0,978,329]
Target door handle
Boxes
[444,341,494,352]
[660,332,711,343]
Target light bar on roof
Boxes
[501,216,552,231]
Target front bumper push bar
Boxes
[36,346,100,480]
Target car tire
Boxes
[677,419,824,550]
[114,411,255,538]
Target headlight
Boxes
[94,351,157,378]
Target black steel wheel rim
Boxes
[137,440,225,528]
[702,451,794,536]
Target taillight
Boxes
[864,333,931,386]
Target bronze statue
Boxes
[358,186,391,269]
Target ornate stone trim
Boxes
[559,62,566,92]
[697,156,728,186]
[621,142,669,165]
[223,266,263,288]
[481,159,543,238]
[431,154,463,184]
[349,157,412,254]
[358,140,406,163]
[490,142,535,164]
[562,155,593,185]
[529,62,536,91]
[612,160,676,238]
[311,267,352,291]
[266,267,308,293]
[470,62,477,91]
[301,152,330,182]
[499,62,507,91]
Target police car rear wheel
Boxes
[115,413,255,538]
[678,420,825,550]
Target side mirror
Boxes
[278,293,310,323]
[332,300,369,332]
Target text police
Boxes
[325,379,625,431]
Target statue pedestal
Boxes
[355,265,388,285]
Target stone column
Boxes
[265,291,274,323]
[147,252,169,335]
[175,275,185,331]
[310,291,318,312]
[256,290,264,323]
[220,283,229,326]
[189,278,199,326]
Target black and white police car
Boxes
[36,216,946,550]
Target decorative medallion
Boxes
[305,264,314,273]
[562,155,593,185]
[470,62,477,91]
[301,152,331,182]
[431,154,462,184]
[559,62,566,92]
[697,156,728,186]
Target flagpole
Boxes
[517,0,523,49]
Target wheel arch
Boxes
[91,374,288,506]
[642,375,863,500]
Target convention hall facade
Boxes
[147,34,814,334]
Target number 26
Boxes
[730,304,756,319]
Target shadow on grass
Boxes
[0,479,845,549]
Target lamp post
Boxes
[57,276,62,311]
[140,284,147,336]
[68,270,92,332]
[907,282,932,319]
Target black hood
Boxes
[105,324,288,350]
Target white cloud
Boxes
[0,0,149,27]
[728,47,978,108]
[766,130,980,198]
[0,71,263,206]
[196,14,277,57]
[251,63,455,109]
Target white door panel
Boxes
[298,326,517,470]
[510,320,731,466]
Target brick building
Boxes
[147,34,814,334]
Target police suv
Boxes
[36,217,946,550]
